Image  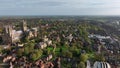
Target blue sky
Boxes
[0,0,120,15]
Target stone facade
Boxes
[1,20,38,44]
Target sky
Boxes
[0,0,120,16]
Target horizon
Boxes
[1,0,120,15]
[0,15,120,17]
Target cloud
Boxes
[0,0,120,15]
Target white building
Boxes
[93,61,111,68]
[88,34,110,39]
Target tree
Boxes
[24,46,30,56]
[23,42,35,56]
[0,28,3,33]
[30,53,37,61]
[78,61,86,68]
[17,48,24,57]
[80,54,88,62]
[62,51,72,58]
[0,46,3,54]
[94,54,105,62]
[30,49,43,61]
[66,51,73,58]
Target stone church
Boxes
[1,20,38,44]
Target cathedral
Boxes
[1,20,38,44]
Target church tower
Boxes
[2,25,13,44]
[22,20,27,32]
[8,25,13,37]
[4,25,13,37]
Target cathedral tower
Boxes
[4,25,13,37]
[22,20,27,32]
[2,25,13,44]
[8,25,13,37]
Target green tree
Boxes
[80,54,88,62]
[62,51,72,58]
[24,46,30,55]
[78,61,86,68]
[30,49,43,61]
[0,28,3,33]
[17,48,24,57]
[94,54,105,62]
[0,46,3,54]
[23,42,34,56]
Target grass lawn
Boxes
[46,46,68,56]
[47,47,53,51]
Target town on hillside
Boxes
[0,16,119,68]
